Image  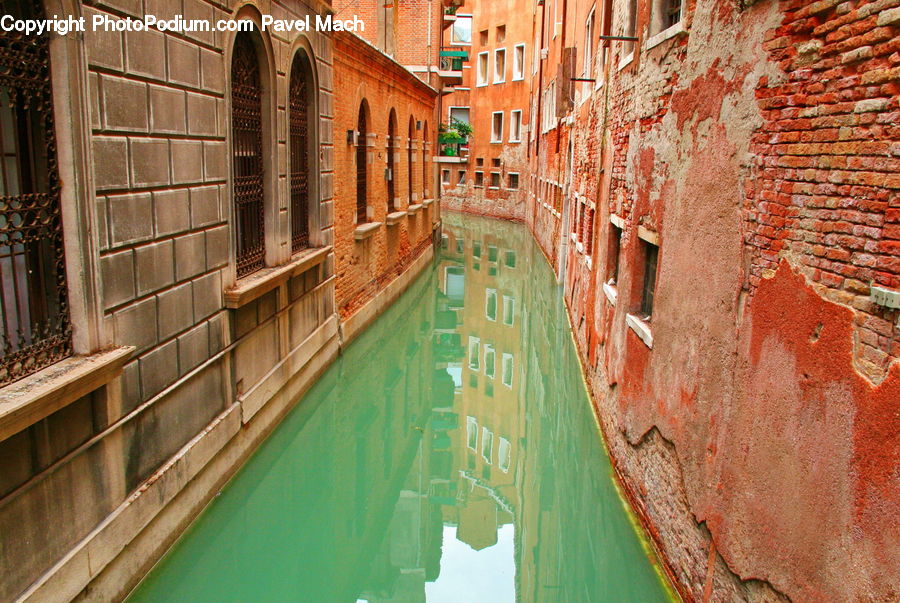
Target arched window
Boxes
[0,0,71,385]
[387,110,397,212]
[231,31,265,277]
[422,121,429,200]
[408,117,415,206]
[289,50,313,252]
[356,102,367,224]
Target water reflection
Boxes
[128,213,670,603]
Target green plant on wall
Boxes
[439,119,472,156]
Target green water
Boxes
[128,214,672,603]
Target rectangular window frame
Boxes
[477,51,489,86]
[509,110,522,142]
[513,44,526,80]
[450,14,473,45]
[501,353,514,388]
[494,48,506,84]
[507,172,520,190]
[491,111,504,143]
[474,171,484,187]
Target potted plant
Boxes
[439,119,472,156]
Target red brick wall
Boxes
[333,32,438,318]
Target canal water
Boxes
[128,213,672,602]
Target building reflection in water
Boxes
[127,214,669,603]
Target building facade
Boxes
[0,1,439,600]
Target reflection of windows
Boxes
[466,416,478,450]
[502,353,514,387]
[477,52,489,86]
[485,289,497,321]
[484,343,496,378]
[473,241,482,258]
[488,245,498,262]
[505,250,517,268]
[513,44,526,80]
[468,336,480,369]
[481,427,493,463]
[455,238,464,253]
[494,48,506,83]
[499,437,511,472]
[502,296,515,326]
[445,265,465,306]
[451,14,473,44]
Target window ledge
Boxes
[618,51,634,71]
[646,20,685,51]
[626,313,653,348]
[422,198,435,206]
[0,346,134,442]
[354,221,382,241]
[225,246,332,309]
[386,211,407,225]
[407,204,423,215]
[603,282,618,305]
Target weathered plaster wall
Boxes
[523,0,899,601]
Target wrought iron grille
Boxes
[356,106,367,223]
[0,0,72,387]
[231,32,265,277]
[408,122,414,206]
[289,55,310,253]
[387,115,395,212]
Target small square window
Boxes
[496,25,506,43]
[479,29,488,45]
[476,157,484,166]
[492,158,501,167]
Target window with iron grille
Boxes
[641,240,659,319]
[387,112,396,212]
[0,0,72,387]
[289,51,312,254]
[408,119,414,205]
[356,103,367,223]
[422,122,428,199]
[231,31,265,277]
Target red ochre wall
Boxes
[519,0,898,601]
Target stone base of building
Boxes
[441,192,526,223]
[12,242,435,603]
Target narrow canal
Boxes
[128,213,672,602]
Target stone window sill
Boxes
[354,221,382,241]
[618,51,634,71]
[0,346,133,442]
[638,225,660,245]
[626,313,653,349]
[407,204,423,215]
[603,282,618,305]
[422,198,435,206]
[224,246,332,309]
[386,211,407,225]
[646,20,685,51]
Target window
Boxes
[456,238,464,254]
[502,296,515,326]
[501,353,514,388]
[513,44,526,80]
[474,171,484,187]
[442,169,450,184]
[477,52,489,86]
[485,288,497,321]
[481,427,493,463]
[476,157,484,166]
[584,8,596,78]
[356,102,368,223]
[508,173,520,190]
[483,343,496,378]
[608,223,622,283]
[491,112,504,142]
[496,24,506,43]
[494,48,506,83]
[449,106,471,126]
[663,0,682,31]
[509,110,522,142]
[641,241,660,319]
[625,0,638,56]
[289,51,314,253]
[488,245,498,262]
[541,81,557,133]
[0,0,72,385]
[491,158,501,167]
[505,250,516,268]
[458,170,466,185]
[468,336,480,370]
[466,416,478,450]
[479,29,488,45]
[498,437,511,472]
[422,120,429,199]
[451,14,472,44]
[473,241,482,258]
[386,110,396,212]
[490,172,501,188]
